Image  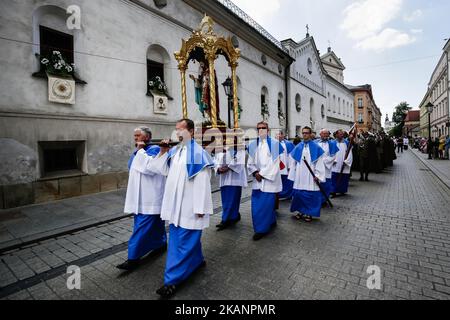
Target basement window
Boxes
[39,141,86,179]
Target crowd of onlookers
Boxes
[396,134,450,160]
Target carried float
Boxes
[174,15,244,150]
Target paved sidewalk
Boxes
[0,176,224,252]
[410,148,450,190]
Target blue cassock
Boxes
[279,140,295,199]
[247,138,283,234]
[164,139,214,286]
[128,215,167,260]
[221,186,242,223]
[219,148,242,223]
[290,140,325,217]
[320,140,340,203]
[332,139,351,194]
[127,145,167,260]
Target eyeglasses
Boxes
[302,132,311,135]
[257,127,268,130]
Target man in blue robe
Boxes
[214,142,247,231]
[277,130,295,200]
[331,129,354,197]
[117,127,169,271]
[289,127,326,223]
[317,129,339,207]
[247,122,283,241]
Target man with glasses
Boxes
[289,127,326,223]
[247,122,283,241]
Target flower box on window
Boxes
[40,51,77,104]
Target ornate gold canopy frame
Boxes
[174,15,241,129]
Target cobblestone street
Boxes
[1,150,450,300]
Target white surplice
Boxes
[318,140,337,180]
[214,149,248,188]
[331,140,353,175]
[124,149,168,215]
[288,143,326,191]
[247,139,282,193]
[160,145,213,231]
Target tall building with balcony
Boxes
[346,84,381,133]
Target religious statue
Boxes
[189,59,220,122]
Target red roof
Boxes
[405,110,420,122]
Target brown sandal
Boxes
[292,213,304,221]
[303,216,313,223]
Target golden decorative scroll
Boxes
[174,15,241,128]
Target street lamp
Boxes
[426,102,434,160]
[222,77,233,129]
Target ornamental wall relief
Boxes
[48,75,75,105]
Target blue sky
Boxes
[232,0,450,119]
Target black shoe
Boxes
[116,259,139,271]
[216,222,229,231]
[253,233,266,241]
[271,221,277,229]
[359,177,364,181]
[156,285,177,299]
[152,244,167,255]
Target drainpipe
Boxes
[285,60,293,138]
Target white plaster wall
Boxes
[325,79,354,123]
[0,0,290,183]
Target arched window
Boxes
[338,98,341,114]
[33,5,75,73]
[333,95,336,113]
[307,58,313,75]
[147,44,171,96]
[295,94,301,112]
[310,97,315,129]
[278,92,285,123]
[261,86,269,119]
[327,92,331,111]
[321,104,325,119]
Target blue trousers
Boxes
[279,175,294,199]
[332,172,350,194]
[251,190,276,234]
[221,186,242,222]
[128,214,167,260]
[290,189,322,218]
[164,225,204,286]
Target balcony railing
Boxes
[215,0,288,53]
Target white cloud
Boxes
[340,0,419,51]
[341,0,403,40]
[231,0,281,24]
[404,9,423,22]
[355,28,416,51]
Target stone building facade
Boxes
[347,84,382,133]
[0,0,370,208]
